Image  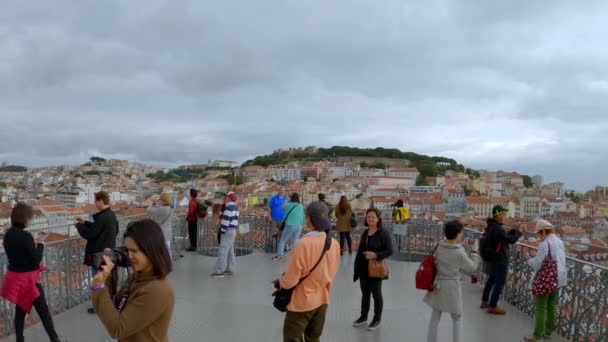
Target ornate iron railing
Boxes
[0,214,188,339]
[196,214,607,342]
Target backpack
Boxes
[393,207,410,222]
[479,226,502,262]
[195,201,208,219]
[416,244,438,292]
[350,213,358,228]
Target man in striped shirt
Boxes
[211,192,240,278]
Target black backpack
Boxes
[479,225,503,262]
[195,201,208,219]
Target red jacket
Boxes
[1,266,46,313]
[187,198,198,222]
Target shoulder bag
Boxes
[279,204,298,232]
[273,233,332,312]
[367,231,389,279]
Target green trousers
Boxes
[283,304,328,342]
[533,292,557,338]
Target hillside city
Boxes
[0,148,607,267]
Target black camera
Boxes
[93,247,130,270]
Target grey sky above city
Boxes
[1,1,606,191]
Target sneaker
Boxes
[480,301,490,309]
[349,250,352,255]
[524,336,540,342]
[271,255,282,261]
[340,251,344,256]
[210,272,225,278]
[224,270,234,276]
[487,306,507,315]
[87,307,96,314]
[367,320,381,331]
[352,317,367,327]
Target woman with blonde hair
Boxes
[335,195,354,255]
[147,193,174,255]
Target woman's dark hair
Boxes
[337,196,351,216]
[290,192,300,203]
[11,202,34,229]
[124,219,172,279]
[95,191,110,205]
[318,193,326,202]
[364,208,383,229]
[190,189,198,198]
[444,220,464,240]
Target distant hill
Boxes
[0,165,27,172]
[242,146,465,178]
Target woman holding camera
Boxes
[424,220,481,342]
[353,208,393,331]
[92,219,175,342]
[0,203,63,342]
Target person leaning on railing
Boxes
[523,220,567,342]
[146,193,173,256]
[91,219,175,342]
[0,203,65,342]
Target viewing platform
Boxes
[1,215,606,341]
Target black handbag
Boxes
[272,233,332,312]
[279,205,298,232]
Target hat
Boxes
[227,191,237,202]
[306,201,331,232]
[491,205,509,217]
[534,219,553,233]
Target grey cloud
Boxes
[1,0,607,190]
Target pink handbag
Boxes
[531,243,558,297]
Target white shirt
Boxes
[527,234,568,288]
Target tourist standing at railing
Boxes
[186,189,200,252]
[76,190,119,315]
[523,220,567,342]
[92,219,174,342]
[391,199,410,253]
[424,220,481,342]
[480,205,523,315]
[353,208,393,331]
[268,187,287,243]
[1,203,65,342]
[335,195,354,256]
[273,192,305,262]
[277,200,340,342]
[211,192,239,278]
[147,193,173,256]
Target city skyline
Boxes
[1,1,607,191]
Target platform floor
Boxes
[6,252,566,342]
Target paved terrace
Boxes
[6,252,568,342]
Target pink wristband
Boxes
[91,284,106,291]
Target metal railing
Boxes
[195,214,607,342]
[0,214,188,339]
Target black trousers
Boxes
[188,220,198,248]
[14,283,59,342]
[359,276,383,322]
[339,232,352,252]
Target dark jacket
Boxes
[3,227,44,272]
[486,219,522,265]
[76,208,119,267]
[354,228,393,282]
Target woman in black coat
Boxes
[353,208,393,331]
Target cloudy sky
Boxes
[1,1,606,190]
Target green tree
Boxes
[522,175,533,188]
[0,181,6,188]
[416,175,429,186]
[360,161,368,168]
[90,156,106,163]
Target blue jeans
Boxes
[482,262,508,307]
[278,225,302,256]
[394,234,402,253]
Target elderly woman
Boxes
[523,220,567,342]
[147,193,173,254]
[424,220,480,342]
